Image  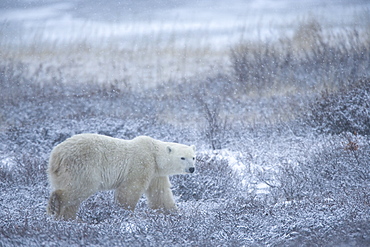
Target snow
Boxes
[1,0,368,46]
[0,156,15,169]
[0,3,72,22]
[1,0,370,246]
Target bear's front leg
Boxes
[114,178,149,210]
[145,176,177,212]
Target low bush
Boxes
[230,22,370,96]
[172,152,243,201]
[271,133,370,206]
[307,79,370,135]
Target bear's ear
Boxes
[166,146,172,154]
[191,145,196,151]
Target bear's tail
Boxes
[47,190,63,216]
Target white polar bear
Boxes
[46,134,196,220]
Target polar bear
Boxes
[46,134,196,220]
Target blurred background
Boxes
[1,0,369,44]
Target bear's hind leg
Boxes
[59,203,80,220]
[145,176,177,212]
[47,189,90,220]
[47,190,63,216]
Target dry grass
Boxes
[0,24,229,91]
[230,19,370,98]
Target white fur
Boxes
[46,134,196,220]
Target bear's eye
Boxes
[181,157,185,160]
[193,157,195,160]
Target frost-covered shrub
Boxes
[197,100,228,150]
[308,79,370,135]
[0,125,51,186]
[272,134,370,203]
[0,153,47,186]
[230,23,370,95]
[172,152,243,202]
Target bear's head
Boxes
[156,143,196,176]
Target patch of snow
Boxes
[199,149,248,172]
[0,156,16,169]
[255,182,270,194]
[121,222,137,233]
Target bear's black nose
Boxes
[189,167,195,173]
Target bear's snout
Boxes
[189,167,195,173]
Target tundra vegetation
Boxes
[1,18,370,246]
